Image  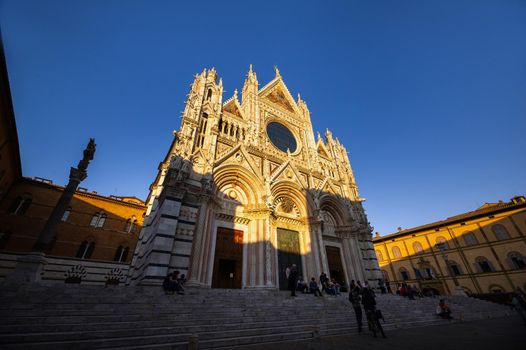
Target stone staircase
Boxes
[0,283,512,349]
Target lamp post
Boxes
[435,242,466,296]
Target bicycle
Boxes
[365,307,386,338]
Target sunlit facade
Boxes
[373,196,526,295]
[0,177,145,263]
[129,67,381,288]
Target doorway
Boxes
[212,227,243,289]
[277,228,303,290]
[325,246,346,286]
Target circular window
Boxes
[266,122,297,153]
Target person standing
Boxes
[348,280,363,332]
[288,264,299,297]
[511,289,526,324]
[362,284,386,338]
[320,272,329,293]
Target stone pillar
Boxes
[264,218,274,287]
[316,224,330,275]
[309,226,322,279]
[186,198,210,287]
[347,234,366,283]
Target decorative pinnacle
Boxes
[233,89,238,99]
[249,64,253,73]
[274,65,280,77]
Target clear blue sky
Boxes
[1,0,525,236]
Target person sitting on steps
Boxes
[163,270,185,295]
[436,299,452,319]
[296,276,309,294]
[309,277,323,296]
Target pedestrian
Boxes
[348,280,363,333]
[320,272,329,293]
[288,264,299,297]
[378,279,386,294]
[362,283,386,338]
[511,288,526,324]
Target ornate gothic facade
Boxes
[129,66,381,289]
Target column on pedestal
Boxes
[186,200,210,286]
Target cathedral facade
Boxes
[129,67,381,289]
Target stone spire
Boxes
[242,64,259,122]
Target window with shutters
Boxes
[462,231,478,246]
[392,246,402,259]
[492,224,510,241]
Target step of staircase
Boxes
[0,282,513,349]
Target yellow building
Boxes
[373,196,526,295]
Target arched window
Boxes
[413,241,424,255]
[76,240,95,259]
[113,246,129,262]
[196,113,208,147]
[376,250,384,262]
[448,260,463,275]
[492,224,510,241]
[488,284,505,293]
[392,246,402,259]
[206,88,213,100]
[61,207,72,222]
[125,217,137,233]
[89,212,107,228]
[435,236,449,249]
[9,194,32,215]
[475,256,494,273]
[399,267,410,281]
[462,231,478,246]
[507,252,526,270]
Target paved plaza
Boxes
[244,315,524,350]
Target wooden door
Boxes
[212,227,243,289]
[325,246,346,286]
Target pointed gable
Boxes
[265,87,295,113]
[214,144,263,183]
[259,75,299,115]
[316,137,331,159]
[222,98,244,119]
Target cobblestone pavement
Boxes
[242,315,524,350]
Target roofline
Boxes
[20,177,146,209]
[374,199,526,242]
